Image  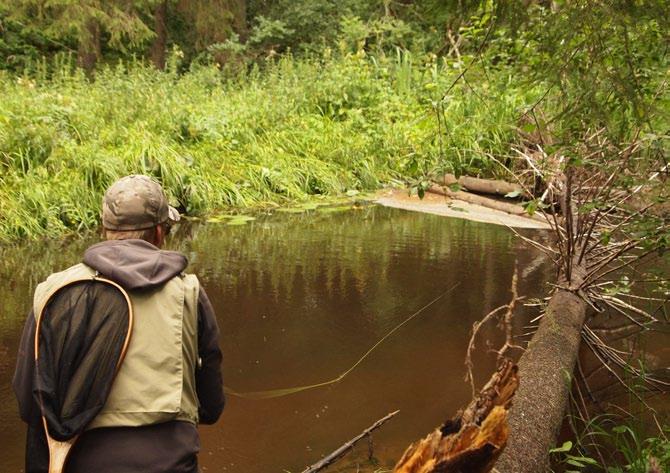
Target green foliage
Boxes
[550,440,600,470]
[0,0,155,52]
[0,50,531,241]
[0,1,667,245]
[493,0,669,145]
[551,415,670,472]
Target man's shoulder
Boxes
[38,263,96,289]
[181,272,200,286]
[175,272,200,300]
[33,263,97,316]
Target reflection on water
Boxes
[0,206,552,472]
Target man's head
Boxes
[101,175,180,247]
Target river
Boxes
[0,204,560,472]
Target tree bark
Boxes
[77,18,101,74]
[494,261,588,472]
[441,174,530,199]
[444,174,529,197]
[428,185,547,224]
[230,0,247,41]
[150,1,169,70]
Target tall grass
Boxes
[0,51,537,241]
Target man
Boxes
[13,174,225,473]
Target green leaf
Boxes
[550,440,573,453]
[600,231,611,245]
[317,205,353,213]
[524,199,539,216]
[613,425,631,435]
[206,214,236,223]
[448,183,461,192]
[226,215,256,225]
[275,207,308,213]
[505,190,521,198]
[570,456,598,465]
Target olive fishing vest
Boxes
[33,263,200,428]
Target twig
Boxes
[497,266,524,360]
[464,304,508,396]
[465,265,523,396]
[301,410,400,473]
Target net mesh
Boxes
[33,280,131,441]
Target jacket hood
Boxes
[83,239,188,290]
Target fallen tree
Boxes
[298,133,667,473]
[428,184,530,216]
[494,132,668,471]
[494,258,588,472]
[440,174,530,199]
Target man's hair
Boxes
[104,226,157,242]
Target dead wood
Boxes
[495,162,591,472]
[428,185,535,218]
[301,410,400,473]
[494,259,588,473]
[393,360,519,473]
[440,174,530,199]
[465,265,523,397]
[494,130,666,471]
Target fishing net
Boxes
[33,279,132,442]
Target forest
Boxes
[0,1,669,472]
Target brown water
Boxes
[0,205,554,472]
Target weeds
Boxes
[551,418,670,472]
[0,50,535,242]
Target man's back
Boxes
[14,182,224,473]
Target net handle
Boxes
[33,275,134,473]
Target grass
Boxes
[551,417,670,472]
[0,50,538,242]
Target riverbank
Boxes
[0,53,536,242]
[376,189,550,229]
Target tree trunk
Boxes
[150,1,169,70]
[77,18,101,74]
[428,185,545,222]
[230,0,247,41]
[494,261,588,472]
[441,174,529,199]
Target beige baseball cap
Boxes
[102,175,180,231]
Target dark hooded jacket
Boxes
[13,239,225,473]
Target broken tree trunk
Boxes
[393,360,519,473]
[494,259,588,473]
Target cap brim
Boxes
[168,205,181,224]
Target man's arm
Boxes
[13,311,42,425]
[196,288,225,424]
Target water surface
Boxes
[0,205,552,472]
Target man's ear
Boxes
[154,224,165,247]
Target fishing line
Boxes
[224,282,460,400]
